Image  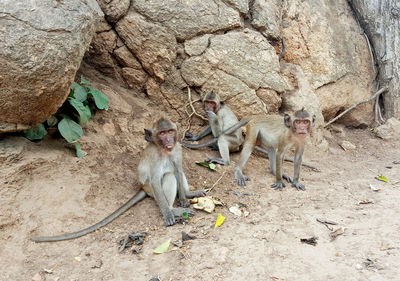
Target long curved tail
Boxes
[31,191,147,242]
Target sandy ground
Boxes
[1,73,400,281]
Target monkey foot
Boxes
[292,182,306,191]
[236,176,250,186]
[282,174,292,183]
[205,158,227,165]
[271,182,286,190]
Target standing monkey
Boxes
[184,92,244,165]
[31,118,205,242]
[234,109,316,190]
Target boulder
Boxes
[0,0,103,132]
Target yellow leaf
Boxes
[153,239,171,254]
[214,213,226,228]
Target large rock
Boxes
[116,12,177,82]
[281,0,375,126]
[0,0,103,132]
[132,0,242,41]
[181,29,287,118]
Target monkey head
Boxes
[144,118,178,152]
[202,91,222,113]
[284,108,316,135]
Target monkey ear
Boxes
[312,114,316,126]
[284,114,291,128]
[144,129,152,142]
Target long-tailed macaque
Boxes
[31,118,205,242]
[183,92,245,165]
[234,109,316,190]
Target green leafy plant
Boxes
[23,76,109,157]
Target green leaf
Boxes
[58,117,83,143]
[195,161,216,171]
[68,98,92,125]
[80,75,91,86]
[70,82,88,102]
[46,116,58,127]
[74,142,87,158]
[23,124,47,141]
[153,239,171,254]
[376,175,389,183]
[182,212,189,219]
[88,88,109,110]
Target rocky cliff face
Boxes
[84,0,375,131]
[0,0,376,133]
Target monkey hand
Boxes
[206,110,217,119]
[282,174,293,183]
[186,190,207,197]
[180,198,191,208]
[184,132,199,141]
[291,181,306,191]
[205,157,227,165]
[271,181,286,190]
[172,207,195,217]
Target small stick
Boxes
[205,171,226,194]
[186,87,208,121]
[324,87,388,127]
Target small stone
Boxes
[341,140,356,150]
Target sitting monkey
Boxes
[183,92,245,165]
[31,118,205,242]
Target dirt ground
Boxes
[1,72,400,281]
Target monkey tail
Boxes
[181,138,218,149]
[31,191,147,243]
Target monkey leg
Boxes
[205,135,231,165]
[161,173,178,226]
[234,143,254,186]
[179,173,206,206]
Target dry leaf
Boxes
[330,227,345,241]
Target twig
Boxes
[186,87,208,121]
[254,147,320,172]
[324,87,388,127]
[205,171,226,194]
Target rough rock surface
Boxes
[0,0,103,132]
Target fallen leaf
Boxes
[369,184,381,192]
[270,277,286,281]
[358,200,374,205]
[214,213,226,228]
[195,161,216,171]
[32,273,43,281]
[375,175,389,183]
[153,239,171,254]
[193,197,216,213]
[229,205,242,217]
[300,236,318,246]
[330,227,346,241]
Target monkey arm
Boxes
[151,176,176,226]
[185,126,212,141]
[271,149,286,190]
[181,119,249,149]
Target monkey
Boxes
[31,118,205,242]
[183,91,245,165]
[234,109,316,190]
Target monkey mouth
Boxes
[165,144,174,151]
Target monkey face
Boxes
[158,129,176,151]
[204,100,217,113]
[293,119,311,134]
